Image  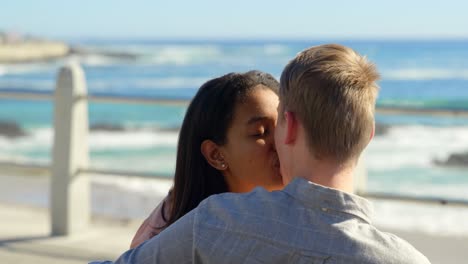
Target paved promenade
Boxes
[0,203,136,264]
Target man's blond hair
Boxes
[280,44,379,162]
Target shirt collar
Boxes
[282,177,373,224]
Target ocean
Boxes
[1,39,468,234]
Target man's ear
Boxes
[370,122,375,141]
[284,111,298,144]
[200,140,228,170]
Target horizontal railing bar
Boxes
[2,91,468,115]
[80,168,172,181]
[0,91,190,106]
[0,161,172,181]
[0,161,50,171]
[84,95,189,106]
[0,91,54,101]
[361,191,468,207]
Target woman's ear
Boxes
[201,140,228,171]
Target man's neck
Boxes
[292,158,355,194]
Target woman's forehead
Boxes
[233,89,279,125]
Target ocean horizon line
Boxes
[62,36,468,45]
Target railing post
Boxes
[50,63,90,236]
[354,152,368,195]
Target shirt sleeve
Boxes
[89,208,196,264]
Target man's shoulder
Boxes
[367,229,431,264]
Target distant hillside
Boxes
[0,31,70,63]
[0,41,70,63]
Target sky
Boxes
[1,0,467,40]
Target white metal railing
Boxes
[0,90,189,105]
[0,160,50,171]
[1,63,468,236]
[3,89,468,116]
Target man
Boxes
[92,44,430,263]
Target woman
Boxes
[130,70,283,248]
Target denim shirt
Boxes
[91,177,430,264]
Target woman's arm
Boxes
[129,194,171,249]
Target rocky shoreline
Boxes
[434,152,468,168]
[0,121,27,138]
